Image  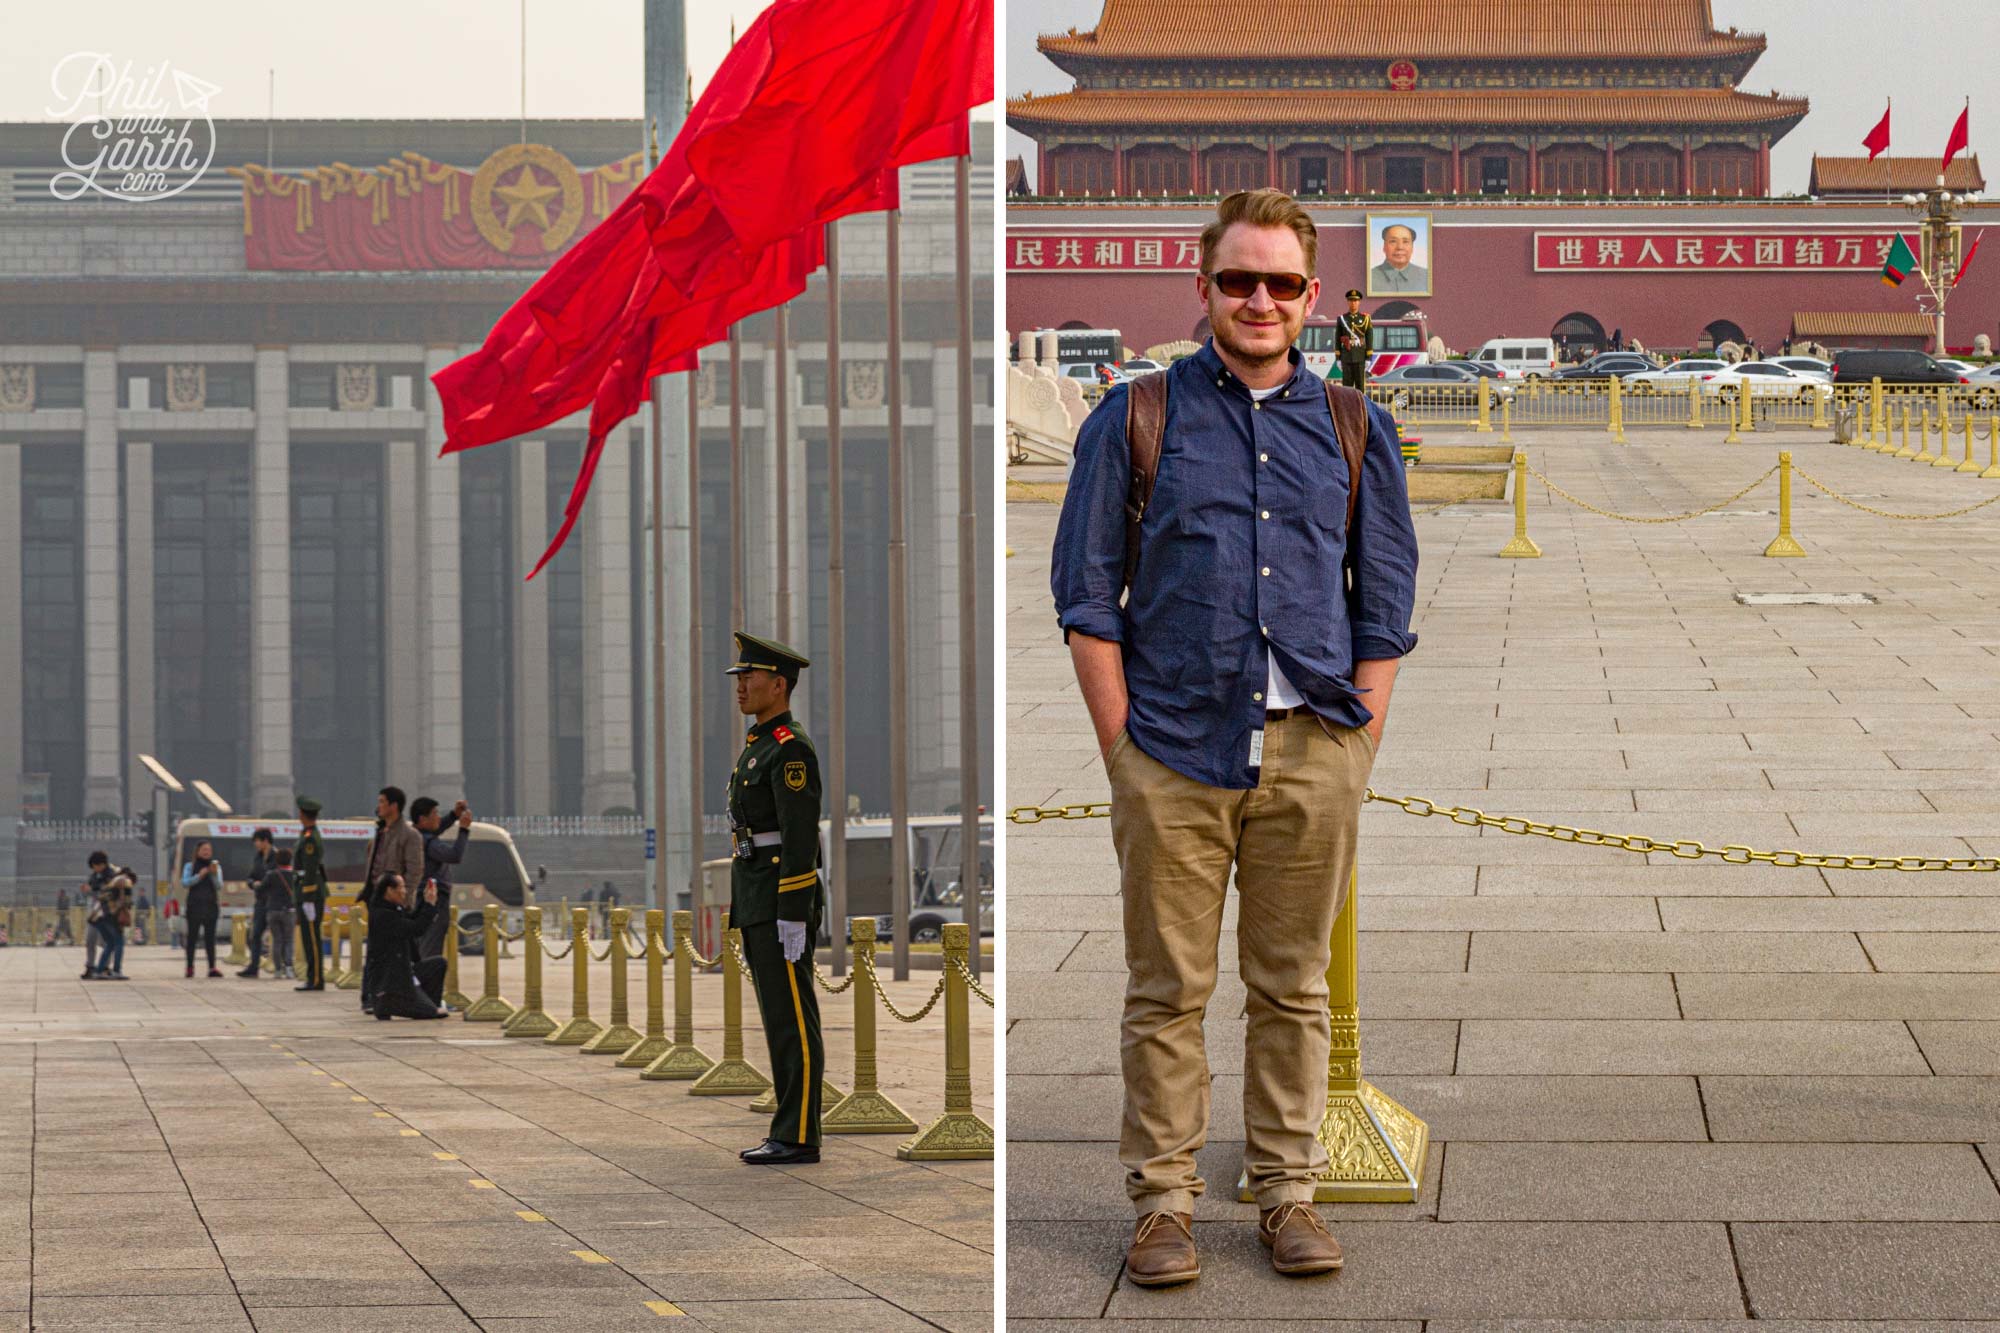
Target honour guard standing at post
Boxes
[1334,289,1372,391]
[293,797,329,990]
[725,631,826,1166]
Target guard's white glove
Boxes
[301,903,316,923]
[777,920,807,963]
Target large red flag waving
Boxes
[1863,102,1890,160]
[433,0,992,575]
[1944,103,1970,171]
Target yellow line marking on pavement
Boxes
[350,1095,368,1102]
[372,1111,392,1119]
[433,1152,458,1161]
[469,1179,496,1189]
[643,1300,686,1317]
[399,1129,421,1137]
[329,1080,345,1086]
[515,1210,547,1222]
[571,1250,611,1264]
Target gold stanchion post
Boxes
[1956,413,1981,472]
[326,910,345,986]
[1474,376,1492,433]
[463,904,515,1022]
[1810,383,1828,431]
[1497,452,1540,558]
[1872,376,1886,444]
[1764,450,1807,558]
[641,910,716,1080]
[1499,393,1513,444]
[822,918,918,1134]
[582,908,641,1053]
[441,906,471,1011]
[545,907,602,1046]
[1240,866,1428,1201]
[617,909,671,1068]
[1982,416,2000,478]
[687,925,771,1096]
[1686,378,1704,429]
[1722,385,1741,443]
[337,908,365,989]
[1606,373,1625,444]
[225,913,248,966]
[502,906,558,1037]
[897,924,993,1160]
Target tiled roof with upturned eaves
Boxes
[1007,86,1807,132]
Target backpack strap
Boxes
[1323,380,1369,535]
[1122,371,1168,590]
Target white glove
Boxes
[301,903,317,923]
[777,920,807,963]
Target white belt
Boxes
[749,832,783,847]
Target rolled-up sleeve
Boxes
[1050,384,1132,644]
[1347,400,1421,662]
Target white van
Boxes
[1471,338,1559,380]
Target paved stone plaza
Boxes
[0,944,991,1331]
[1006,425,2000,1326]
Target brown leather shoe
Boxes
[1259,1202,1344,1276]
[1124,1210,1199,1287]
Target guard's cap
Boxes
[725,631,810,683]
[295,796,322,815]
[1345,288,1363,301]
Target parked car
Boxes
[1450,359,1511,384]
[1372,362,1514,400]
[1829,348,1967,388]
[1118,358,1165,378]
[1550,352,1655,382]
[1469,337,1560,379]
[1770,356,1833,381]
[1623,358,1727,392]
[1936,359,1978,377]
[1703,361,1835,402]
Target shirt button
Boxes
[1253,401,1261,410]
[1261,567,1271,576]
[1253,691,1264,702]
[1259,453,1269,461]
[1261,625,1269,636]
[1260,510,1270,519]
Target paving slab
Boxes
[1733,1222,2000,1318]
[1699,1075,2000,1142]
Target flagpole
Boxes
[886,205,911,983]
[729,323,744,634]
[774,303,791,643]
[826,220,848,978]
[687,362,705,921]
[954,131,983,981]
[648,120,670,920]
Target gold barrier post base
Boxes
[463,906,514,1022]
[820,1087,914,1134]
[687,1058,772,1097]
[616,1033,671,1068]
[504,1006,558,1037]
[544,907,601,1046]
[640,1041,715,1080]
[751,1080,847,1117]
[580,1022,640,1054]
[897,925,994,1161]
[1496,452,1540,559]
[464,994,516,1022]
[225,915,248,967]
[503,908,558,1038]
[642,911,718,1079]
[336,909,366,990]
[543,1016,601,1046]
[688,927,772,1096]
[822,917,916,1134]
[898,1110,997,1161]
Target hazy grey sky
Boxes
[1005,0,1981,192]
[1,1,994,123]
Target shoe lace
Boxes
[1262,1201,1327,1238]
[1133,1211,1190,1245]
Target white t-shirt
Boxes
[1248,385,1305,710]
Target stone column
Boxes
[123,441,155,793]
[512,440,551,813]
[582,424,637,815]
[249,347,294,816]
[0,444,21,880]
[382,438,422,789]
[420,347,466,797]
[81,349,123,815]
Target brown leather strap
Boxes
[1123,371,1168,590]
[1323,380,1369,533]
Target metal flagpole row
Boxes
[886,206,912,982]
[687,360,704,923]
[826,221,849,978]
[954,135,983,980]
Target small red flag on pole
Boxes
[1943,102,1970,172]
[1863,102,1890,160]
[1954,230,1984,287]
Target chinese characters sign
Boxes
[1009,234,1202,272]
[1534,232,1902,273]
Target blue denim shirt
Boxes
[1051,342,1420,789]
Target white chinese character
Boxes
[1716,238,1745,264]
[1596,238,1625,264]
[1794,238,1825,266]
[1014,240,1044,267]
[1637,238,1665,264]
[1676,238,1705,265]
[1875,237,1893,261]
[1835,239,1863,265]
[1755,238,1783,265]
[1055,239,1083,266]
[1174,239,1202,267]
[1093,240,1124,266]
[1555,238,1584,265]
[1134,239,1164,266]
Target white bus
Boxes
[1298,313,1430,380]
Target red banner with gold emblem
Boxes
[228,144,645,271]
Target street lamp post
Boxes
[1900,182,1984,354]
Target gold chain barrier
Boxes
[641,910,717,1080]
[1525,458,1777,524]
[820,918,919,1134]
[501,906,558,1038]
[1789,461,2000,521]
[687,924,772,1096]
[896,924,996,1161]
[545,907,602,1047]
[616,910,672,1068]
[462,904,516,1022]
[580,908,641,1054]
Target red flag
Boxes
[1944,103,1970,171]
[1954,230,1984,287]
[1863,103,1890,160]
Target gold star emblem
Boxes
[492,164,561,231]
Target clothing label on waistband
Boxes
[1248,729,1264,769]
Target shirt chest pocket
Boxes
[1311,478,1352,538]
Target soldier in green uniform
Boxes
[1334,288,1373,391]
[724,631,826,1166]
[293,796,330,991]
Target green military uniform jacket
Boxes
[1336,309,1373,364]
[727,710,824,928]
[293,827,330,911]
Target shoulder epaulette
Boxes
[772,724,794,744]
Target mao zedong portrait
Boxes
[1366,217,1430,296]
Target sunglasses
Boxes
[1208,268,1310,301]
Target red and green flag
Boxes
[1881,232,1919,287]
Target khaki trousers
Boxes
[1107,712,1373,1214]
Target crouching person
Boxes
[366,874,446,1021]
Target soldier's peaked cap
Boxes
[725,631,810,680]
[295,795,323,814]
[1345,288,1363,301]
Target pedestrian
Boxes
[364,874,446,1021]
[181,840,225,978]
[292,796,330,990]
[410,797,471,968]
[1332,289,1371,390]
[238,827,277,978]
[358,787,423,1014]
[79,851,112,978]
[725,630,826,1167]
[92,869,133,980]
[165,895,185,951]
[263,850,297,980]
[1051,188,1420,1286]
